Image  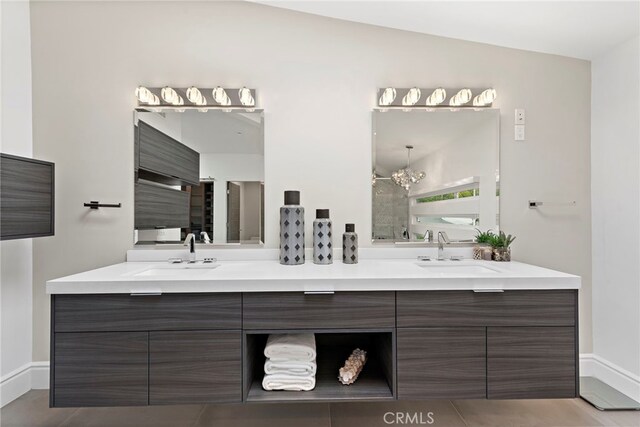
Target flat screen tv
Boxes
[1,153,55,240]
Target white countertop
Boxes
[46,259,581,294]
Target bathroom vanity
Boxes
[47,256,580,407]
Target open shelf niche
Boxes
[244,331,395,403]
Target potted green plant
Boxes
[489,231,516,262]
[473,229,494,260]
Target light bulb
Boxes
[186,87,206,106]
[379,87,397,106]
[212,87,231,106]
[425,88,446,106]
[135,86,158,104]
[161,87,183,105]
[238,87,255,107]
[450,88,472,106]
[402,87,421,106]
[472,88,497,106]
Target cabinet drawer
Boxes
[487,327,577,399]
[150,331,242,404]
[243,292,395,329]
[397,328,486,399]
[54,293,241,332]
[397,290,576,327]
[137,120,199,186]
[53,332,148,407]
[135,182,189,230]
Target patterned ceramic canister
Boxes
[313,209,333,264]
[279,191,305,265]
[343,223,358,264]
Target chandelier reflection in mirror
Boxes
[391,145,426,191]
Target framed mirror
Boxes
[134,109,264,246]
[372,109,499,243]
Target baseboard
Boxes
[0,363,32,407]
[0,362,50,407]
[581,353,640,402]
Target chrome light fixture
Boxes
[425,88,446,106]
[473,88,497,106]
[449,88,472,106]
[379,87,397,106]
[402,87,422,106]
[238,87,255,107]
[392,145,426,191]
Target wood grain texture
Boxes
[487,326,576,399]
[149,330,242,405]
[243,292,396,330]
[397,327,486,399]
[397,290,576,327]
[135,182,189,230]
[137,120,199,186]
[54,293,241,332]
[1,153,54,240]
[53,332,148,407]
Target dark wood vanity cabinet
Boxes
[396,290,578,400]
[397,327,486,399]
[50,289,578,407]
[50,294,242,407]
[136,121,200,186]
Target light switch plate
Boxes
[515,109,525,124]
[515,125,525,141]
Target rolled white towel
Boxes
[262,373,316,391]
[264,333,316,362]
[264,359,317,377]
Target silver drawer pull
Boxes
[473,289,504,293]
[304,291,335,295]
[130,292,162,296]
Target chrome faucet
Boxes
[423,229,434,243]
[437,231,451,260]
[200,231,211,244]
[183,233,196,263]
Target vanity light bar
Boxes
[376,87,496,108]
[135,86,257,109]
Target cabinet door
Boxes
[135,182,189,229]
[149,331,242,404]
[397,328,486,399]
[487,327,576,399]
[53,332,148,407]
[138,120,199,186]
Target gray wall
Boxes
[30,1,592,361]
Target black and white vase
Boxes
[313,209,332,264]
[342,223,358,264]
[279,191,305,265]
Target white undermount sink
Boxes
[134,264,219,278]
[417,264,500,275]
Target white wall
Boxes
[0,0,34,405]
[591,35,640,393]
[30,1,592,361]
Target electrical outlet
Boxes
[515,109,525,124]
[515,125,525,141]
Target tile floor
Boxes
[1,390,639,427]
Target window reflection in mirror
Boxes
[372,109,499,243]
[134,109,264,246]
